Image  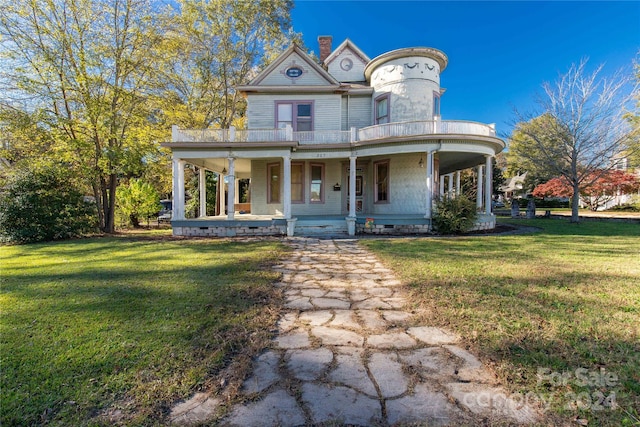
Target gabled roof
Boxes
[247,44,340,87]
[323,38,370,66]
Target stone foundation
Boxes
[357,223,433,235]
[173,225,286,237]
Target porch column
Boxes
[425,150,434,218]
[455,170,461,196]
[283,154,292,219]
[199,168,207,217]
[439,175,445,197]
[349,156,357,218]
[476,164,484,210]
[219,172,225,216]
[172,159,186,220]
[485,155,493,215]
[227,157,235,220]
[447,173,454,196]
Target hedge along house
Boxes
[162,37,505,237]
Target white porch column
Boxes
[447,173,454,196]
[425,151,434,218]
[283,154,292,219]
[439,175,445,197]
[476,164,484,210]
[227,157,235,220]
[349,156,357,218]
[219,172,225,217]
[455,170,461,197]
[485,155,493,215]
[172,159,185,220]
[199,168,207,218]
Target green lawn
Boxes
[362,219,640,426]
[0,233,285,426]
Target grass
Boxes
[362,219,640,426]
[0,232,286,426]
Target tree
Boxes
[533,170,640,211]
[506,114,567,192]
[511,59,639,222]
[157,0,298,129]
[1,0,167,233]
[0,162,96,242]
[116,179,162,227]
[625,60,640,168]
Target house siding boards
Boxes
[327,50,367,82]
[247,94,341,131]
[341,95,372,130]
[370,56,442,122]
[259,51,333,86]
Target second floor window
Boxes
[375,94,390,124]
[433,91,441,117]
[276,102,313,131]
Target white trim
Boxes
[227,158,235,220]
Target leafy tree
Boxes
[511,59,639,222]
[1,0,167,233]
[116,179,162,227]
[533,170,640,211]
[0,162,97,243]
[158,0,298,129]
[624,60,640,168]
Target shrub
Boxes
[432,195,478,234]
[0,163,97,243]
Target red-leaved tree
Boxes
[533,170,640,211]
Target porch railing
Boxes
[171,120,497,144]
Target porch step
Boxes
[294,219,348,236]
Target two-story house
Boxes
[162,37,505,237]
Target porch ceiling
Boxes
[438,152,487,175]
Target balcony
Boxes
[171,119,497,144]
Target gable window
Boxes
[310,163,325,203]
[276,101,313,131]
[374,160,389,203]
[268,162,280,204]
[291,162,304,203]
[375,94,390,124]
[433,91,441,117]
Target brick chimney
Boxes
[318,36,332,64]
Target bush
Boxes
[432,195,478,234]
[0,163,97,243]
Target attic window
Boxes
[285,67,303,78]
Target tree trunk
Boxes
[571,182,581,223]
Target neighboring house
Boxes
[500,172,527,201]
[162,37,505,237]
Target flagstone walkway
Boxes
[171,238,541,426]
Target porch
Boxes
[171,213,496,237]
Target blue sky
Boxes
[291,1,639,137]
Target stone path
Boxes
[171,238,540,426]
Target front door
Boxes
[345,166,366,214]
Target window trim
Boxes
[374,93,390,125]
[275,101,314,132]
[309,162,325,204]
[291,161,305,204]
[374,159,390,204]
[433,91,441,118]
[267,162,281,204]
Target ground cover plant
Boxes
[362,219,639,426]
[0,232,285,426]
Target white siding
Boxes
[370,56,441,122]
[327,49,367,82]
[247,94,342,130]
[251,159,345,216]
[344,95,372,130]
[260,52,332,86]
[369,153,428,215]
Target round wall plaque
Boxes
[340,58,353,71]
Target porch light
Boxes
[222,167,227,174]
[419,157,424,168]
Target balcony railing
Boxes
[171,120,497,144]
